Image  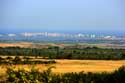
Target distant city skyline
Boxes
[0,32,124,37]
[0,0,125,35]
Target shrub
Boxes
[2,66,125,83]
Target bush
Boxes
[1,66,125,83]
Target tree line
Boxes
[0,56,56,65]
[0,46,125,60]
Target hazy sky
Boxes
[0,0,125,35]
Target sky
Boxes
[0,0,125,35]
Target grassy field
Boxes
[0,60,125,74]
[1,42,125,49]
[0,42,32,48]
[52,60,125,73]
[0,43,125,74]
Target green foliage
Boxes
[0,56,56,65]
[6,67,41,83]
[1,66,125,83]
[0,46,125,60]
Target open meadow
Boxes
[0,60,125,74]
[0,43,125,74]
[0,43,125,82]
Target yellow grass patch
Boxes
[0,60,125,74]
[0,42,32,48]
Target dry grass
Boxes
[52,60,125,73]
[1,42,125,49]
[0,60,125,74]
[0,42,32,48]
[0,43,125,74]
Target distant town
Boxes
[0,32,125,39]
[0,32,125,44]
